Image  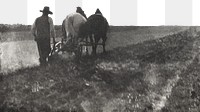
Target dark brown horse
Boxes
[82,9,109,55]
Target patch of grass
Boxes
[0,29,199,111]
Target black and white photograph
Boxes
[0,0,200,111]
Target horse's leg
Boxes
[102,35,107,54]
[93,35,100,55]
[89,34,95,55]
[61,38,64,54]
[85,37,89,55]
[89,34,94,43]
[93,40,97,55]
[80,45,83,56]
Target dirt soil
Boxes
[0,28,200,112]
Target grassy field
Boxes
[0,26,199,111]
[0,26,189,42]
[0,40,39,73]
[0,26,189,73]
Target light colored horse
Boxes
[49,12,87,60]
[62,12,87,44]
[52,12,87,55]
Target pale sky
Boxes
[82,0,110,24]
[27,0,55,25]
[27,0,110,25]
[0,0,200,26]
[0,0,27,24]
[27,0,111,25]
[137,0,165,26]
[166,0,192,25]
[193,0,200,25]
[55,0,82,25]
[110,0,137,26]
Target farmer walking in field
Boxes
[31,6,56,66]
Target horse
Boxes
[83,9,109,55]
[61,12,87,56]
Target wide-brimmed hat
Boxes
[40,6,53,14]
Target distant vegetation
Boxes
[0,24,141,41]
[0,24,9,33]
[0,24,31,33]
[0,25,189,43]
[0,24,140,33]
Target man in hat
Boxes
[76,7,87,19]
[95,8,102,15]
[31,6,56,66]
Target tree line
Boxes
[0,24,32,33]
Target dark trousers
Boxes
[36,38,51,65]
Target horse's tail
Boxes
[103,17,109,33]
[106,19,109,31]
[62,19,67,39]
